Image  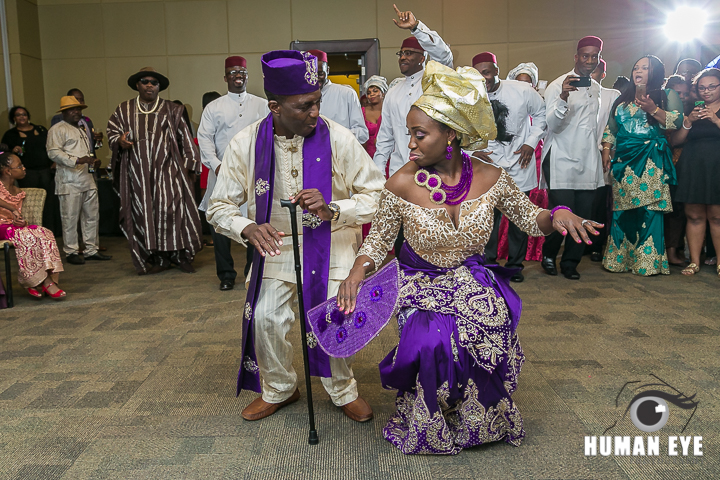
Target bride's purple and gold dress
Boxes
[358,168,545,455]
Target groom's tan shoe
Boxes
[241,389,300,421]
[340,396,373,422]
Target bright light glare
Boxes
[665,6,706,42]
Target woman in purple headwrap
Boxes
[337,61,600,455]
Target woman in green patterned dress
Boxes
[601,55,683,276]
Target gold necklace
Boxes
[136,96,160,114]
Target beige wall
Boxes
[2,0,46,133]
[2,0,719,160]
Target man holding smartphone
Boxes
[540,36,605,280]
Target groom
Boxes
[207,50,385,422]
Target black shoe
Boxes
[177,260,196,274]
[66,253,85,265]
[590,252,603,262]
[510,272,524,283]
[142,263,170,275]
[219,280,235,291]
[85,252,112,261]
[541,256,557,275]
[562,267,580,280]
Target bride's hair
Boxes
[416,99,514,145]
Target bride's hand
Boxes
[337,268,365,314]
[553,209,603,245]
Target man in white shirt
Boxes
[207,50,384,423]
[540,36,605,280]
[472,52,547,282]
[588,59,620,262]
[197,56,269,291]
[47,96,112,265]
[373,5,453,254]
[373,5,454,178]
[308,49,368,144]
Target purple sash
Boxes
[236,113,333,395]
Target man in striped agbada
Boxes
[107,67,203,274]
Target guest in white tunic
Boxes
[308,49,369,144]
[587,58,621,262]
[197,56,269,290]
[472,52,547,282]
[372,5,454,254]
[372,5,453,178]
[540,36,605,280]
[47,96,109,265]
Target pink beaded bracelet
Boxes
[550,205,572,221]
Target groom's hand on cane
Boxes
[241,224,285,257]
[290,189,333,221]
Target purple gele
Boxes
[336,326,348,343]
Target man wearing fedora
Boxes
[46,96,111,264]
[107,67,202,275]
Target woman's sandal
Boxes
[27,286,43,299]
[681,263,700,276]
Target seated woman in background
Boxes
[671,68,720,277]
[601,55,682,276]
[1,106,62,236]
[0,147,65,299]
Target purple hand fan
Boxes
[307,259,400,358]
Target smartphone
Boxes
[695,100,706,109]
[636,84,647,98]
[571,76,591,88]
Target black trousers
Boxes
[210,229,237,283]
[664,184,686,251]
[541,153,596,270]
[586,185,611,254]
[485,192,530,269]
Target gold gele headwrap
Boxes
[413,60,497,151]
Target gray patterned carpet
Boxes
[1,236,718,479]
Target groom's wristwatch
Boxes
[328,203,340,222]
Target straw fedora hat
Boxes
[57,95,88,113]
[127,67,170,91]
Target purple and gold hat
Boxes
[262,50,320,96]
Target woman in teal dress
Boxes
[601,55,683,276]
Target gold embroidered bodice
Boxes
[358,169,545,268]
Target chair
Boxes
[2,188,46,308]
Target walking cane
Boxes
[280,199,319,445]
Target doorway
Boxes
[289,38,380,95]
